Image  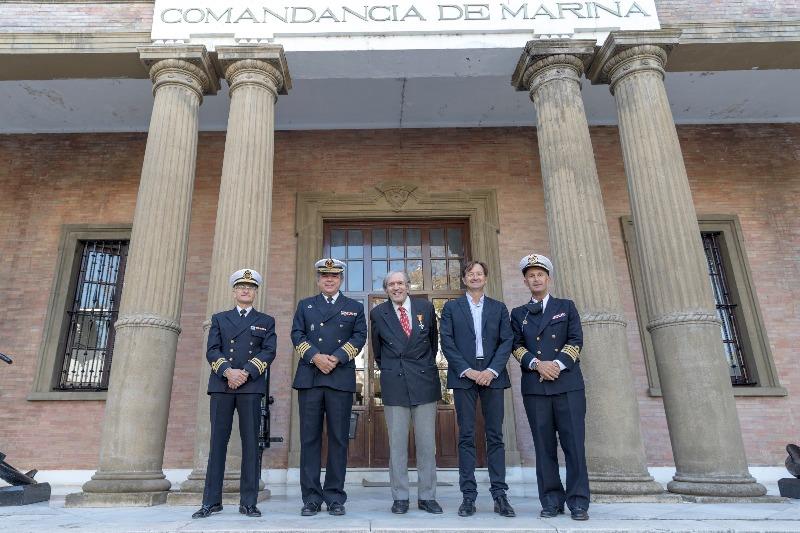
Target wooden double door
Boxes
[321,220,487,468]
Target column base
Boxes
[590,474,665,496]
[64,490,168,507]
[668,473,767,497]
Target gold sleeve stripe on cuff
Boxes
[295,341,312,357]
[561,344,581,362]
[211,358,226,373]
[512,346,529,362]
[343,342,359,360]
[249,358,268,375]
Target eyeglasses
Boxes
[234,285,257,291]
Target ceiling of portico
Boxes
[1,66,798,134]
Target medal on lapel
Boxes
[417,314,425,330]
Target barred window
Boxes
[55,240,128,391]
[621,215,785,397]
[702,232,753,385]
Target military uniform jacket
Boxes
[510,296,584,396]
[206,308,277,395]
[291,293,367,393]
[439,295,513,390]
[370,297,441,407]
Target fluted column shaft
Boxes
[590,31,765,497]
[176,46,291,502]
[512,41,661,495]
[66,47,218,507]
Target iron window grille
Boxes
[702,231,753,386]
[56,240,128,391]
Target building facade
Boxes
[0,0,798,505]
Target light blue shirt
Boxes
[467,293,485,360]
[462,292,498,378]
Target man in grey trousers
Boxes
[370,271,443,515]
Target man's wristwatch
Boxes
[532,358,539,371]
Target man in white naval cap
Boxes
[291,258,367,516]
[509,254,589,521]
[192,269,276,520]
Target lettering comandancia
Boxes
[160,2,651,24]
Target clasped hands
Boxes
[464,368,496,387]
[311,353,339,374]
[223,368,249,389]
[536,360,561,381]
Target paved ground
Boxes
[2,481,799,533]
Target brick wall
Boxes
[1,2,798,34]
[0,124,797,471]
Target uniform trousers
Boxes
[384,401,438,501]
[203,392,262,507]
[298,386,353,506]
[453,385,508,499]
[523,390,590,512]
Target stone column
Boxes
[588,30,765,497]
[511,41,662,496]
[169,45,291,505]
[65,46,219,507]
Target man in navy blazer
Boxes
[439,261,515,518]
[510,254,589,521]
[193,268,276,520]
[370,271,443,515]
[291,258,367,517]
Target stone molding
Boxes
[374,181,419,211]
[114,313,182,334]
[138,44,220,97]
[216,44,292,96]
[588,29,682,89]
[581,312,628,328]
[646,310,721,332]
[511,39,595,94]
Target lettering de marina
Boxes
[159,2,653,25]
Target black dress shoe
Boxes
[301,501,321,516]
[327,502,346,516]
[539,506,564,518]
[239,504,261,517]
[457,497,476,517]
[391,499,409,514]
[418,499,443,514]
[493,494,516,517]
[571,508,589,521]
[191,503,222,519]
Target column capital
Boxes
[587,30,681,92]
[138,44,220,99]
[511,39,595,97]
[216,45,292,97]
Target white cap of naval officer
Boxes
[229,268,262,288]
[519,253,553,275]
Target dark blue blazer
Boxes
[206,308,277,395]
[439,295,512,389]
[510,296,584,396]
[370,297,441,407]
[291,293,367,393]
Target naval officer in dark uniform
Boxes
[370,271,442,515]
[439,260,515,517]
[193,268,276,519]
[291,258,367,516]
[510,254,589,521]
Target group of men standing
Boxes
[192,253,589,522]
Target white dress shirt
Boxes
[527,294,566,371]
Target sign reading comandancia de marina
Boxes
[151,0,660,49]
